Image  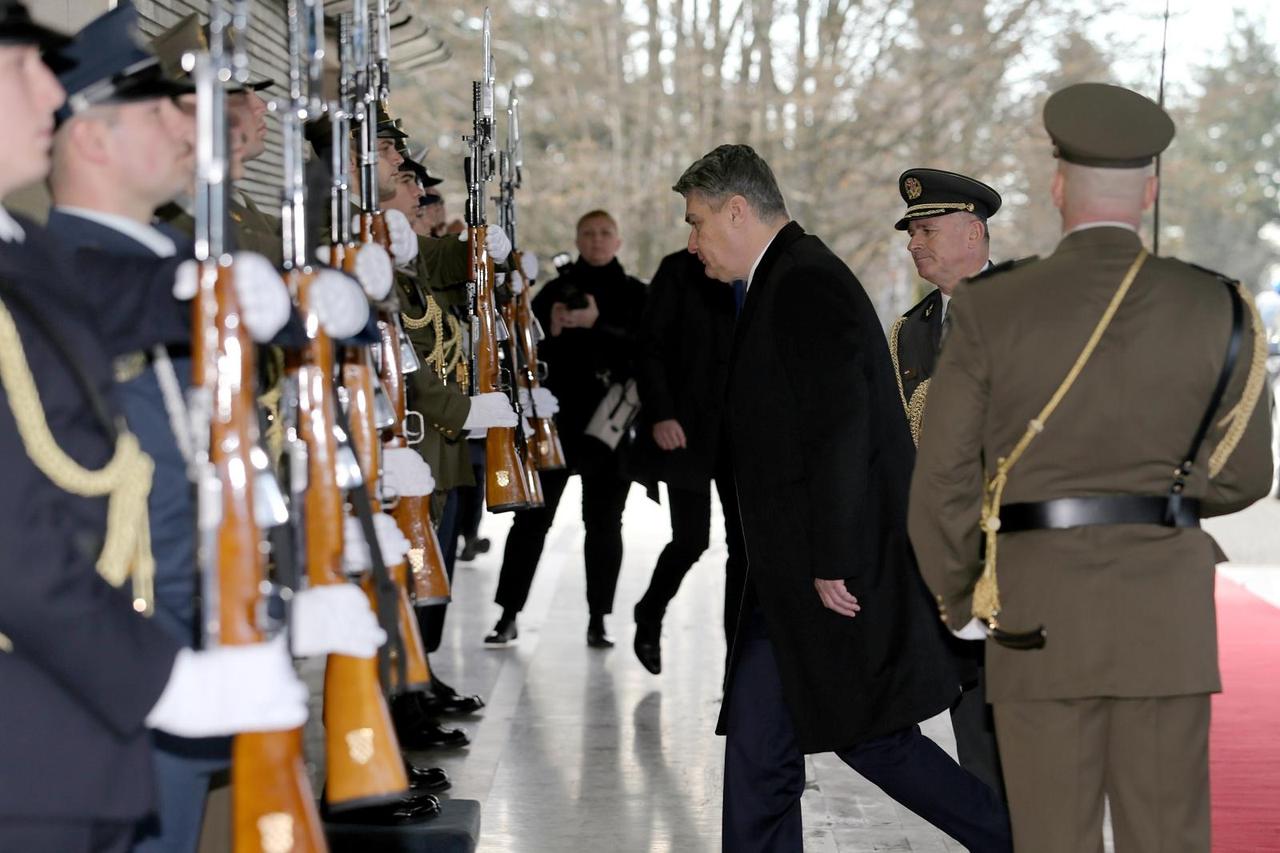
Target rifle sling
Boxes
[331,373,408,692]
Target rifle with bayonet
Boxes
[466,8,532,512]
[338,4,436,693]
[279,0,408,811]
[189,3,326,850]
[498,84,566,472]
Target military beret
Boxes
[419,191,444,208]
[0,0,67,52]
[1043,82,1174,168]
[150,13,275,93]
[54,2,192,125]
[893,168,1001,231]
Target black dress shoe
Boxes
[422,689,486,717]
[484,616,518,647]
[405,762,451,793]
[587,614,614,649]
[323,790,441,824]
[397,717,470,750]
[633,621,662,675]
[459,536,491,561]
[391,695,471,750]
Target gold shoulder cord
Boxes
[403,293,462,382]
[1208,282,1267,476]
[973,250,1148,625]
[0,299,155,646]
[889,317,909,413]
[888,317,930,447]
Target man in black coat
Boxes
[630,248,744,674]
[486,210,647,648]
[672,144,1011,852]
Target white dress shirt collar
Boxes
[1065,220,1139,237]
[746,226,784,290]
[0,206,26,243]
[55,206,177,258]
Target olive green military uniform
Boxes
[398,233,475,495]
[908,83,1274,853]
[229,191,283,267]
[910,230,1271,852]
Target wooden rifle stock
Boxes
[470,224,531,511]
[193,262,326,853]
[288,269,408,810]
[511,250,566,471]
[498,285,545,508]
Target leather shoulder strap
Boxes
[1170,279,1244,494]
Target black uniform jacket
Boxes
[718,221,956,754]
[0,215,186,820]
[894,287,943,404]
[532,257,647,471]
[633,250,736,493]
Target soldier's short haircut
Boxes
[576,209,618,232]
[672,144,788,221]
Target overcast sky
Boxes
[1099,1,1279,96]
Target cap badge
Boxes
[904,177,923,200]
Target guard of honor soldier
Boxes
[909,83,1273,853]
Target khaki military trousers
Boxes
[993,694,1210,853]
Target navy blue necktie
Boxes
[732,279,747,316]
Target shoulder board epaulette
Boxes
[1182,261,1241,286]
[967,255,1039,282]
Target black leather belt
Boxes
[999,495,1201,534]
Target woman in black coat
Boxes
[486,211,647,648]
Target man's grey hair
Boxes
[672,144,789,221]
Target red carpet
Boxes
[1212,575,1280,851]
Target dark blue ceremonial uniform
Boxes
[45,209,234,853]
[0,212,188,846]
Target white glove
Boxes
[309,269,370,339]
[462,391,518,431]
[234,253,293,342]
[172,259,198,300]
[146,638,309,738]
[382,445,436,497]
[486,225,512,264]
[522,418,535,438]
[347,243,393,300]
[172,255,292,343]
[521,252,539,282]
[383,209,419,266]
[290,584,386,659]
[951,617,990,641]
[342,512,411,573]
[532,386,559,415]
[510,271,526,294]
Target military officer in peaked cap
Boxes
[891,168,1007,802]
[908,82,1274,853]
[891,168,1001,442]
